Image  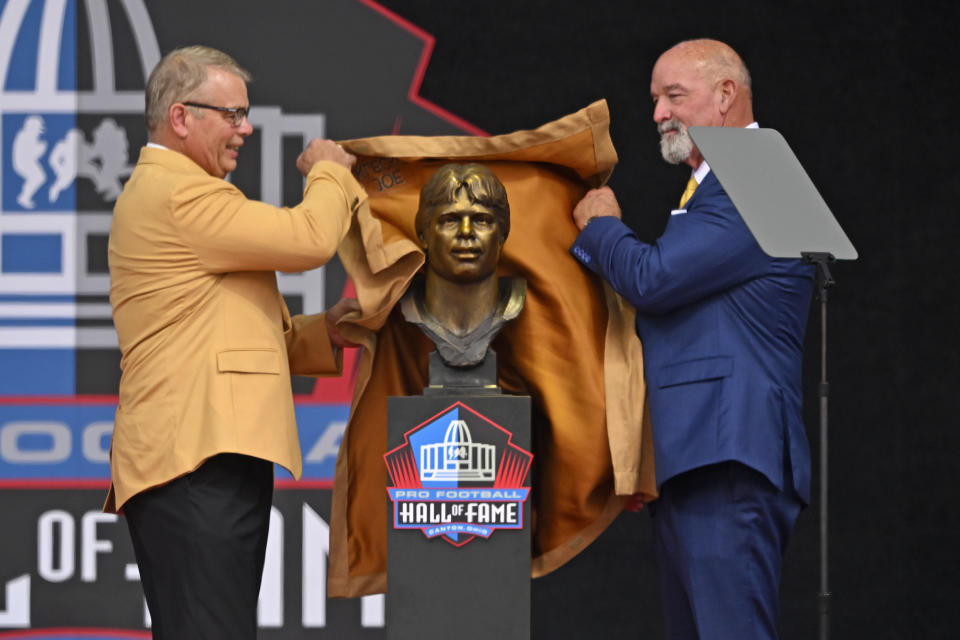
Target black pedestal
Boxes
[386,393,532,640]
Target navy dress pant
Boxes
[649,462,802,640]
[124,453,274,640]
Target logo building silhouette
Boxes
[419,419,496,482]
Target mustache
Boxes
[658,119,684,135]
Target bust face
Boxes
[423,189,504,284]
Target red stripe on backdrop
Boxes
[353,0,488,136]
[0,396,117,405]
[0,479,333,490]
[0,628,151,638]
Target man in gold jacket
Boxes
[105,45,365,639]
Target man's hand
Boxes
[325,297,362,349]
[623,492,645,512]
[573,186,622,230]
[297,139,356,176]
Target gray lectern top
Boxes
[688,126,857,261]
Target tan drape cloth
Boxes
[329,100,656,598]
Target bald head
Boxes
[665,39,751,97]
[650,39,755,167]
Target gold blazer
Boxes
[105,146,366,512]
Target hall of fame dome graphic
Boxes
[0,0,331,396]
[385,401,533,547]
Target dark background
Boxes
[67,0,960,637]
[365,1,958,638]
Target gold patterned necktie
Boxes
[678,176,698,208]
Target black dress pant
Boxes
[124,453,274,640]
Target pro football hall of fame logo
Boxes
[385,401,533,547]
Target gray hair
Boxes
[144,45,251,133]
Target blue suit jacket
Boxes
[571,171,814,502]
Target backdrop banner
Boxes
[0,0,478,636]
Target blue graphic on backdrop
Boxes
[0,404,348,481]
[0,0,143,396]
[0,0,327,396]
[2,112,133,212]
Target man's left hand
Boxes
[623,492,645,512]
[573,186,622,230]
[325,297,362,349]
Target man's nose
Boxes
[457,215,473,236]
[238,115,254,136]
[653,99,669,124]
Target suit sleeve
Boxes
[168,161,366,274]
[570,193,770,315]
[284,311,342,376]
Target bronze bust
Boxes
[401,163,525,369]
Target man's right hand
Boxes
[297,139,356,176]
[573,186,622,230]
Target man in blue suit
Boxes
[570,39,814,639]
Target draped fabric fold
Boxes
[329,100,656,598]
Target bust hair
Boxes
[415,163,510,242]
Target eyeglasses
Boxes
[183,101,249,126]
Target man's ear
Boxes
[717,78,737,115]
[169,103,190,138]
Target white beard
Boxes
[658,118,695,165]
